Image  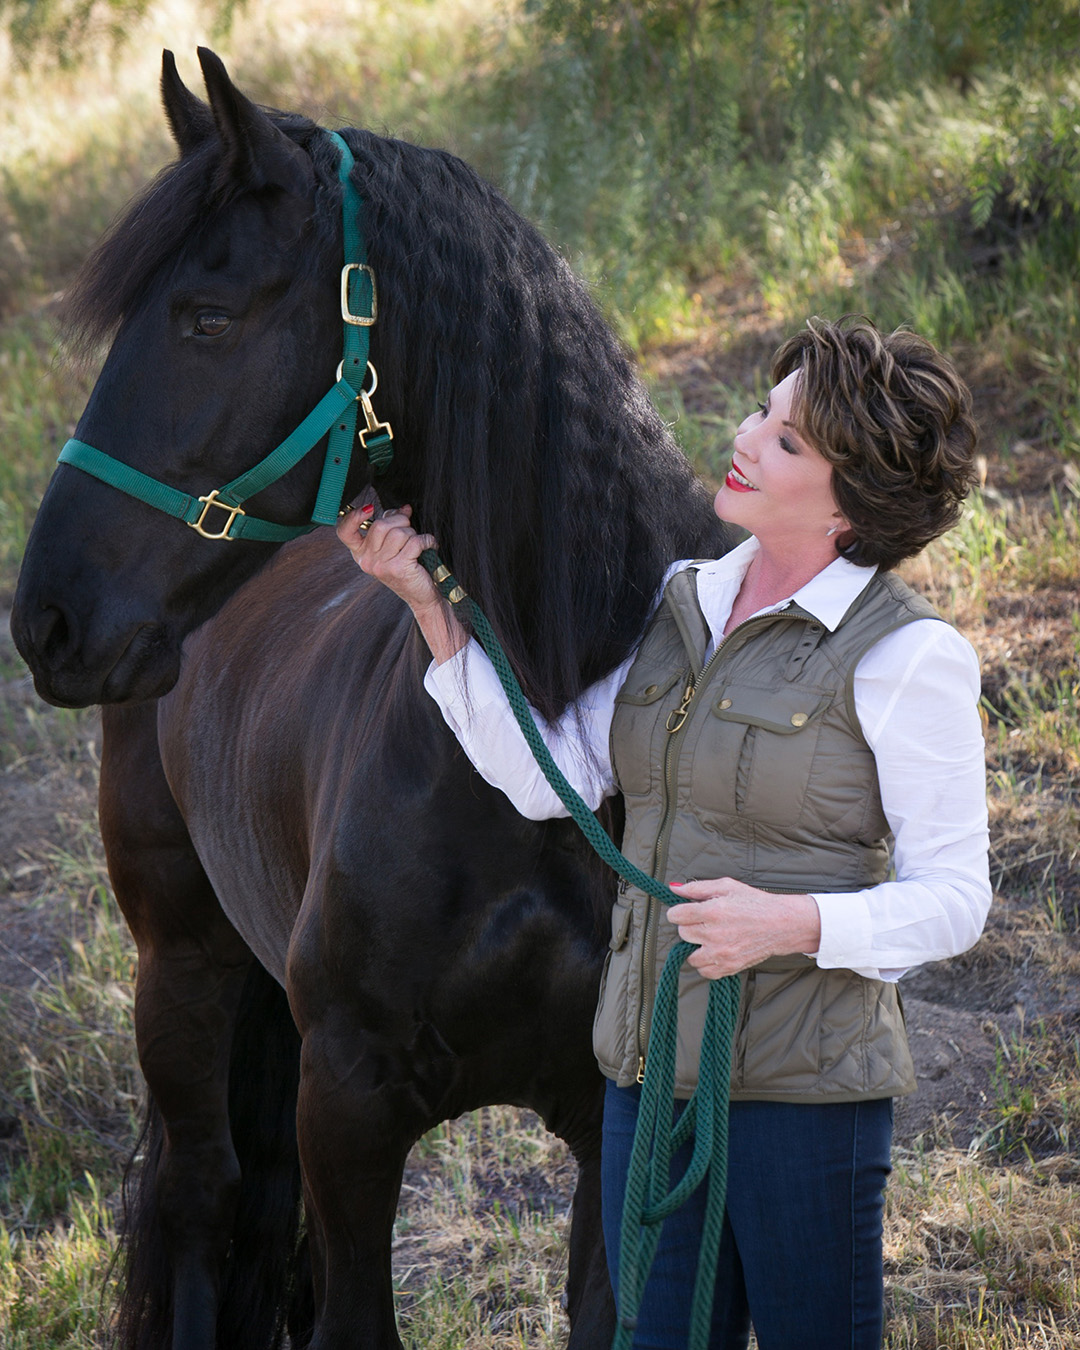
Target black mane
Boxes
[66,116,729,721]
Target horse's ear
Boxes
[197,46,313,198]
[161,50,214,156]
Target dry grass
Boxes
[885,1146,1080,1346]
[394,1108,576,1348]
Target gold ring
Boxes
[357,517,374,534]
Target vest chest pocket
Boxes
[610,671,683,797]
[690,683,832,825]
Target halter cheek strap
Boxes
[57,129,392,542]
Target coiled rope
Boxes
[418,547,740,1349]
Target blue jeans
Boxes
[602,1082,893,1350]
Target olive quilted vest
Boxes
[593,566,940,1101]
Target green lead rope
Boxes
[418,548,741,1349]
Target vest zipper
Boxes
[634,613,775,1080]
[636,685,691,1080]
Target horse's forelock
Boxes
[64,110,329,353]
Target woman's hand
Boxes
[666,878,821,980]
[336,503,441,613]
[336,503,469,665]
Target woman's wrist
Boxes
[773,893,822,956]
[412,600,469,665]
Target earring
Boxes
[826,524,838,537]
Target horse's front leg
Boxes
[287,907,453,1350]
[135,944,253,1348]
[550,1087,613,1350]
[296,1038,417,1348]
[101,703,256,1350]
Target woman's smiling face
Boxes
[714,370,844,547]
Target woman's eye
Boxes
[757,401,768,417]
[193,312,231,337]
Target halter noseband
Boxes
[56,131,391,543]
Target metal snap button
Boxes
[718,698,732,710]
[644,684,658,696]
[790,711,808,727]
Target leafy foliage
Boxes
[966,75,1080,230]
[0,0,152,64]
[0,0,241,64]
[523,0,1080,159]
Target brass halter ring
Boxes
[336,360,379,397]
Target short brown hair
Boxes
[772,316,978,571]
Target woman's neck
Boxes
[724,539,838,634]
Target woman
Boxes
[337,317,991,1349]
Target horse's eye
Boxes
[193,311,231,338]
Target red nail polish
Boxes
[360,503,375,517]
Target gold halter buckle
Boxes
[189,489,245,540]
[340,263,377,326]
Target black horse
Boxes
[12,49,728,1350]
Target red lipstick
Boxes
[724,462,757,493]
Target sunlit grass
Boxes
[396,1108,574,1349]
[0,867,139,1203]
[901,487,1080,625]
[0,1176,118,1349]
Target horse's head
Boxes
[14,49,729,718]
[11,50,367,706]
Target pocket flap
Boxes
[614,671,682,707]
[711,684,829,734]
[609,899,633,951]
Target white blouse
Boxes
[424,538,992,983]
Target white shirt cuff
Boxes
[810,892,882,979]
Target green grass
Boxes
[0,1178,118,1350]
[0,870,137,1347]
[988,1019,1080,1160]
[0,317,96,599]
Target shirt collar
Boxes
[693,536,879,633]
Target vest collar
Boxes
[690,538,880,637]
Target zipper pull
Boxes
[636,1056,646,1084]
[665,677,696,734]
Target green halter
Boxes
[56,131,391,542]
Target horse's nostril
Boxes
[28,603,75,663]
